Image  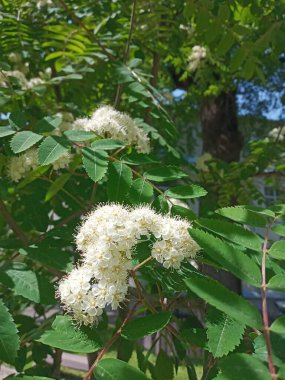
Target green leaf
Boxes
[122,152,158,165]
[121,312,172,340]
[20,246,73,272]
[272,224,285,238]
[11,377,53,380]
[17,166,50,189]
[216,206,268,227]
[0,126,16,138]
[129,178,154,204]
[0,263,55,304]
[38,316,101,353]
[144,166,188,182]
[182,328,207,348]
[38,136,69,165]
[189,229,261,286]
[94,358,149,380]
[45,173,71,201]
[35,115,62,133]
[206,307,245,358]
[254,332,285,362]
[171,205,197,221]
[269,240,285,260]
[165,185,207,199]
[107,161,133,202]
[267,274,285,292]
[271,315,285,333]
[0,299,19,365]
[184,272,262,329]
[10,131,43,153]
[64,130,96,142]
[218,353,271,380]
[91,138,125,150]
[154,350,174,380]
[196,218,262,251]
[82,147,109,182]
[9,111,27,129]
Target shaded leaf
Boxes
[128,178,153,204]
[216,206,268,227]
[94,358,149,380]
[144,166,188,182]
[184,272,262,328]
[121,312,172,340]
[91,138,125,150]
[269,240,285,260]
[45,173,71,201]
[0,299,19,365]
[165,185,207,199]
[267,274,285,292]
[107,161,133,202]
[38,136,69,165]
[64,130,95,142]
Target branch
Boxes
[83,302,139,380]
[261,223,277,380]
[114,0,137,109]
[0,199,29,245]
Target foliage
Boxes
[0,1,285,380]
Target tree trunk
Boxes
[200,90,243,293]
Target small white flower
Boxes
[188,45,206,72]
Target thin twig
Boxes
[131,256,153,273]
[261,223,277,379]
[0,199,29,245]
[114,0,137,109]
[83,302,139,380]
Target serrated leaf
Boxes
[82,147,109,182]
[206,307,245,358]
[144,166,188,182]
[107,161,133,202]
[94,358,149,380]
[0,126,16,138]
[196,218,262,251]
[170,205,197,220]
[271,315,285,333]
[38,315,101,353]
[269,240,285,260]
[45,173,71,201]
[64,130,96,142]
[0,299,19,364]
[165,185,207,199]
[20,246,73,272]
[35,115,62,133]
[0,263,55,304]
[189,229,261,286]
[38,136,69,165]
[267,274,285,292]
[121,312,172,340]
[216,206,268,227]
[253,333,285,363]
[184,272,262,329]
[129,178,154,204]
[218,354,271,380]
[10,131,43,153]
[91,138,125,150]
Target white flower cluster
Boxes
[7,148,72,182]
[268,126,285,142]
[0,70,44,90]
[188,45,207,71]
[58,204,199,325]
[73,106,151,153]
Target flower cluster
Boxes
[73,106,150,153]
[58,204,199,325]
[268,126,285,142]
[7,148,71,182]
[0,70,44,90]
[188,45,206,71]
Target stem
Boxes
[83,302,139,380]
[114,0,137,109]
[131,256,153,273]
[0,199,29,245]
[261,226,277,379]
[52,349,62,380]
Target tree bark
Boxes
[200,90,243,293]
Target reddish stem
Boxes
[83,302,139,380]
